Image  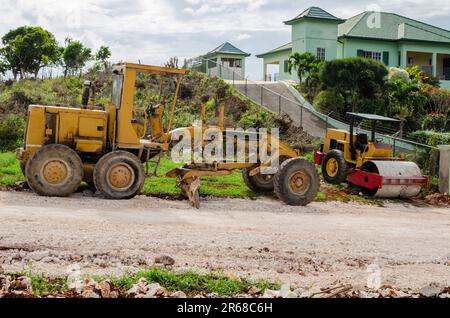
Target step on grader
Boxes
[16,63,319,208]
[314,112,428,198]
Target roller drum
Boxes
[362,161,423,199]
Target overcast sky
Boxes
[0,0,449,79]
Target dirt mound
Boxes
[424,193,450,207]
[275,114,319,150]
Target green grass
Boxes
[142,157,257,199]
[0,152,24,186]
[9,270,68,296]
[9,268,279,297]
[103,268,279,297]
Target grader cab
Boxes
[17,63,320,208]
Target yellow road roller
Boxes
[314,113,428,198]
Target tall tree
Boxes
[0,59,6,75]
[319,58,388,113]
[387,79,427,138]
[95,46,111,69]
[0,26,60,79]
[61,39,92,77]
[288,52,320,84]
[165,57,179,69]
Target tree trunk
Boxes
[399,120,404,139]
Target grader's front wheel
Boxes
[94,151,145,200]
[274,158,320,206]
[25,144,84,197]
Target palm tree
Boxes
[288,52,320,83]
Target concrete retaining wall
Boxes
[439,146,450,194]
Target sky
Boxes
[0,0,449,80]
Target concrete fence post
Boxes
[438,145,450,194]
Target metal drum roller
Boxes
[361,161,425,198]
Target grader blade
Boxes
[179,177,201,209]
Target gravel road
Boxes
[0,191,449,290]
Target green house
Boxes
[186,42,250,80]
[257,7,450,89]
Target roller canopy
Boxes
[346,113,400,122]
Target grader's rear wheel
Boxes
[25,144,83,197]
[274,158,320,206]
[94,151,144,200]
[242,168,274,193]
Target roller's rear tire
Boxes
[94,151,144,200]
[322,150,348,184]
[242,168,274,193]
[25,144,83,197]
[274,158,320,206]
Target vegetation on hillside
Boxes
[291,54,449,142]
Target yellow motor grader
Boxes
[16,63,319,208]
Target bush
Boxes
[313,89,345,114]
[387,67,410,82]
[410,130,450,146]
[0,114,25,151]
[406,66,441,87]
[421,85,450,121]
[422,113,447,131]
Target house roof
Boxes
[256,42,292,58]
[205,42,250,57]
[284,7,344,25]
[338,12,450,43]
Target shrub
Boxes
[422,113,447,131]
[313,89,345,114]
[387,67,410,82]
[410,130,450,146]
[405,66,441,87]
[421,85,450,120]
[0,114,25,151]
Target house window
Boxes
[363,51,382,61]
[284,60,289,73]
[317,48,326,61]
[208,59,217,69]
[408,57,414,64]
[221,58,242,68]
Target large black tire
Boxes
[274,158,320,206]
[322,149,348,184]
[242,168,274,193]
[94,151,144,200]
[25,144,83,197]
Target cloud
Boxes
[236,33,252,41]
[0,0,449,79]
